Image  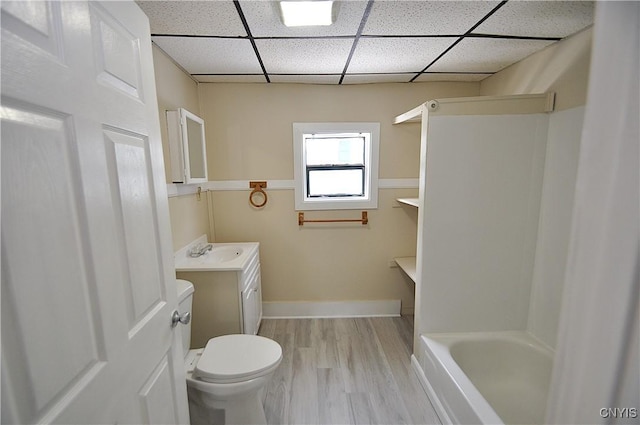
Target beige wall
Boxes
[168,193,210,252]
[480,27,592,110]
[211,189,420,309]
[152,44,201,182]
[152,44,211,251]
[199,82,479,312]
[201,82,479,181]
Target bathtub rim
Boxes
[424,330,554,354]
[413,330,554,425]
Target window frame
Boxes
[293,122,380,211]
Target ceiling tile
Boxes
[363,1,501,35]
[429,37,555,73]
[137,1,245,36]
[270,75,341,84]
[342,73,414,84]
[152,37,262,74]
[255,39,353,74]
[348,37,456,74]
[140,0,593,86]
[239,0,367,37]
[195,75,267,83]
[475,1,594,38]
[414,73,491,82]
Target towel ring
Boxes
[249,181,268,208]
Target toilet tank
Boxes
[176,279,194,356]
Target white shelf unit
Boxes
[393,107,422,285]
[395,197,419,283]
[396,198,419,208]
[394,256,417,283]
[393,103,423,124]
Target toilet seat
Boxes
[194,334,282,384]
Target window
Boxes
[293,122,379,210]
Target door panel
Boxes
[0,0,64,60]
[89,2,143,100]
[1,101,105,416]
[1,1,189,423]
[139,354,179,424]
[104,126,163,330]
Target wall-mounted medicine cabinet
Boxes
[167,108,208,184]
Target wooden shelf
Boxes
[396,198,419,208]
[394,256,416,283]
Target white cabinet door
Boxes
[241,268,262,335]
[242,288,258,336]
[255,270,263,330]
[1,1,189,423]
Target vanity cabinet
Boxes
[176,247,262,348]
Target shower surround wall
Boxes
[479,27,591,349]
[415,103,550,336]
[409,95,586,424]
[413,99,585,348]
[527,106,584,348]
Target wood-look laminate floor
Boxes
[257,316,441,425]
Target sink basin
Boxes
[174,240,259,271]
[208,246,243,263]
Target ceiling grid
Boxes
[138,0,594,85]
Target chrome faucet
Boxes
[188,243,213,258]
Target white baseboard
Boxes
[262,300,401,319]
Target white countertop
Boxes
[174,236,259,272]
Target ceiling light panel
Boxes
[152,37,263,74]
[474,1,594,38]
[347,37,457,74]
[255,38,353,74]
[239,0,367,37]
[137,1,245,36]
[428,37,555,73]
[279,1,334,27]
[363,1,501,35]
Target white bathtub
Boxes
[413,331,553,425]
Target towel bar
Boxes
[298,211,368,226]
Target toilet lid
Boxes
[194,335,282,383]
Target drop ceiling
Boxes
[137,0,594,85]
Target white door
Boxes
[1,1,189,423]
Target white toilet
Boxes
[176,279,282,425]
